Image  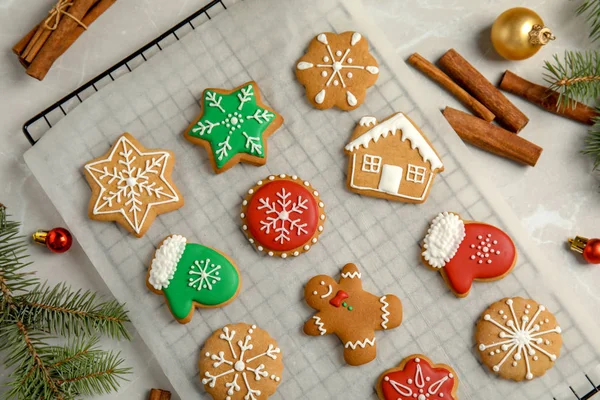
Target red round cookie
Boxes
[241,174,325,258]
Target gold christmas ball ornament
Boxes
[491,7,555,61]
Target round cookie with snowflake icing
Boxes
[240,174,326,258]
[200,323,283,400]
[376,354,458,400]
[475,297,562,381]
[296,31,379,110]
[146,235,241,324]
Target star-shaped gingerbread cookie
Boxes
[83,133,183,238]
[303,263,403,366]
[184,81,283,174]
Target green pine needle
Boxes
[585,115,600,169]
[577,0,600,42]
[543,50,600,108]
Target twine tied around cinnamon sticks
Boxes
[44,0,88,31]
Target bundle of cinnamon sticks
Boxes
[13,0,117,81]
[408,48,599,167]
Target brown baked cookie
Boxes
[184,81,283,174]
[376,354,459,400]
[146,235,241,324]
[475,297,562,381]
[344,113,444,204]
[240,174,326,258]
[83,132,183,238]
[296,32,379,110]
[199,323,283,400]
[303,263,403,366]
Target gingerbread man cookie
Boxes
[303,263,403,366]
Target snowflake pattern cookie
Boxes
[421,212,517,297]
[376,355,459,400]
[184,81,283,174]
[146,235,241,324]
[476,297,562,381]
[240,174,325,258]
[303,263,403,366]
[296,31,379,110]
[199,323,283,400]
[83,133,183,238]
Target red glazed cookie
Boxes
[475,297,562,381]
[376,355,459,400]
[199,323,283,400]
[240,174,325,258]
[296,31,379,110]
[303,263,403,366]
[421,212,517,297]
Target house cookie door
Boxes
[378,164,402,194]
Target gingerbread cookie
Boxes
[344,113,444,204]
[303,263,403,366]
[241,174,325,258]
[421,212,517,297]
[376,355,459,400]
[146,235,241,324]
[83,133,183,238]
[199,323,283,400]
[296,32,379,110]
[184,81,283,174]
[476,297,562,381]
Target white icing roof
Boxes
[344,113,444,171]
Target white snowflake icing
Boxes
[384,357,453,399]
[188,258,221,291]
[257,188,309,244]
[468,233,502,265]
[296,32,379,106]
[478,299,561,380]
[202,325,281,400]
[85,136,179,234]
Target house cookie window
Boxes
[362,155,381,173]
[407,164,426,183]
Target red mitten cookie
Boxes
[303,263,403,366]
[421,212,517,297]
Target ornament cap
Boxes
[529,24,555,46]
[568,236,588,254]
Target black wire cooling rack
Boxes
[19,1,600,399]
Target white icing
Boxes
[366,66,379,74]
[386,361,452,398]
[344,337,375,349]
[351,32,362,46]
[312,316,327,335]
[346,91,358,106]
[148,235,187,290]
[319,282,333,299]
[345,113,444,171]
[359,116,377,127]
[317,33,328,44]
[297,61,313,70]
[341,271,361,279]
[257,187,309,244]
[85,136,180,234]
[422,212,466,268]
[315,89,326,104]
[188,259,222,291]
[379,296,390,329]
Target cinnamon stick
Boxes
[26,0,98,80]
[500,70,599,125]
[439,49,529,133]
[13,24,39,56]
[148,388,171,400]
[408,53,495,122]
[443,107,542,166]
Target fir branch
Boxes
[585,115,600,168]
[18,283,131,340]
[543,51,600,107]
[578,0,600,42]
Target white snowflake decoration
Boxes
[478,299,562,380]
[85,136,179,234]
[202,325,281,400]
[257,188,309,244]
[384,357,454,399]
[188,259,221,291]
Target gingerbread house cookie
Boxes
[344,113,444,204]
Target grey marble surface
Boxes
[1,0,599,399]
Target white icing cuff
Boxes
[148,235,187,290]
[422,212,465,268]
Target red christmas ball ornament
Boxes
[568,236,600,264]
[32,227,73,253]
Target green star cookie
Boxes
[184,81,283,174]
